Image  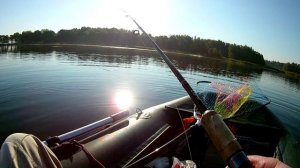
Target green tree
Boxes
[41,29,56,43]
[33,30,42,42]
[0,35,9,43]
[283,63,300,73]
[57,29,78,43]
[20,31,34,43]
[10,33,21,43]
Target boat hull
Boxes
[57,96,283,168]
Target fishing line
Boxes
[123,126,195,168]
[175,105,193,161]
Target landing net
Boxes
[196,78,270,119]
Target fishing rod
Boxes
[125,13,206,113]
[125,13,251,168]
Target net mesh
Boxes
[196,78,270,119]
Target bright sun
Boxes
[114,90,134,109]
[96,0,171,34]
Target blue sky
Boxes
[1,0,299,63]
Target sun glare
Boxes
[95,0,171,35]
[115,90,134,110]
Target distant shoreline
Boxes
[20,43,207,58]
[4,43,266,68]
[263,66,284,73]
[2,27,266,65]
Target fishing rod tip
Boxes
[120,9,129,17]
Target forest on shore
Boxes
[1,27,299,74]
[265,61,300,74]
[0,27,300,74]
[1,27,265,65]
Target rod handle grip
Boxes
[201,110,251,168]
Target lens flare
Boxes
[115,90,133,109]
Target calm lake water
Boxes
[1,45,300,144]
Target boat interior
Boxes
[49,92,284,168]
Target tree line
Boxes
[265,60,300,74]
[0,35,10,44]
[3,27,265,65]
